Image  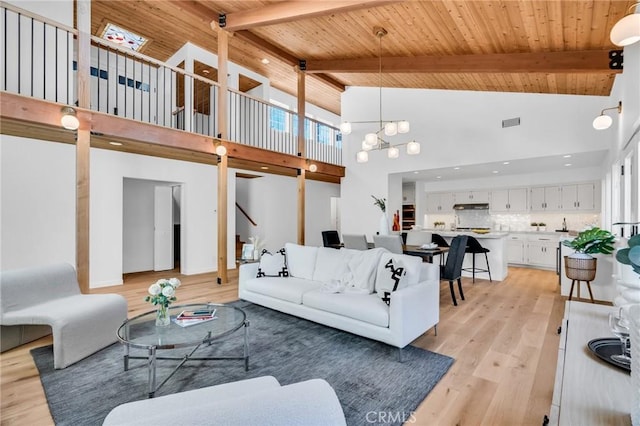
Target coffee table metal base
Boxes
[123,319,250,398]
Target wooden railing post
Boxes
[216,30,229,284]
[297,68,306,246]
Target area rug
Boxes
[31,301,454,426]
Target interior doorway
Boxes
[123,178,183,275]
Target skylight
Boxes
[101,23,147,51]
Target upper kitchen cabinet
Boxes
[402,183,416,204]
[530,186,562,211]
[561,183,599,211]
[425,192,455,213]
[453,190,489,203]
[490,188,528,212]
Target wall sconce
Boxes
[610,2,640,46]
[60,106,79,130]
[592,101,622,130]
[214,143,227,156]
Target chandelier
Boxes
[339,27,420,163]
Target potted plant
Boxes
[372,195,389,235]
[614,234,640,308]
[562,226,615,283]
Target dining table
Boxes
[402,245,449,264]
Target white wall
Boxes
[240,173,339,251]
[0,136,76,270]
[340,88,620,239]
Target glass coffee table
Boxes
[117,303,249,398]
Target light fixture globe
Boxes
[610,12,640,46]
[60,106,79,130]
[215,145,227,156]
[356,150,369,163]
[387,146,399,159]
[384,122,397,136]
[397,120,410,134]
[365,133,378,146]
[406,140,420,155]
[362,140,373,151]
[309,164,318,172]
[593,114,613,130]
[340,122,352,134]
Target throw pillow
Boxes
[376,257,407,305]
[284,243,318,280]
[256,248,289,278]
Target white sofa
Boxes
[103,376,346,426]
[239,243,440,350]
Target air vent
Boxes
[502,117,521,128]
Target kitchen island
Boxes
[422,229,509,281]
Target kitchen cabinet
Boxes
[530,186,562,211]
[425,192,455,213]
[561,183,597,211]
[527,235,558,268]
[490,188,528,212]
[454,190,489,203]
[506,234,526,263]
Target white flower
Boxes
[162,286,175,297]
[148,283,161,296]
[168,277,181,288]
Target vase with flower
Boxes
[145,277,181,326]
[372,195,388,235]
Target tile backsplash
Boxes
[422,212,601,232]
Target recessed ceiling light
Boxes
[109,142,123,146]
[436,176,442,179]
[453,167,460,170]
[564,163,572,167]
[413,171,419,174]
[563,154,572,158]
[202,69,210,74]
[492,170,499,174]
[503,161,510,165]
[261,58,270,65]
[260,166,269,170]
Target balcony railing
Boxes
[0,2,342,166]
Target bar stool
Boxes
[432,234,449,268]
[462,236,492,283]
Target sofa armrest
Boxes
[238,262,260,294]
[388,271,440,348]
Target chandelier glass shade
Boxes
[610,3,640,46]
[592,101,622,130]
[340,27,420,163]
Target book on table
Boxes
[173,308,217,327]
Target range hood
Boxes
[453,203,490,210]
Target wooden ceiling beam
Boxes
[217,1,399,31]
[233,30,345,92]
[303,50,621,74]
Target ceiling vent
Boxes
[502,117,521,128]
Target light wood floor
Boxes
[1,266,573,425]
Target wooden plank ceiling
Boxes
[91,1,629,116]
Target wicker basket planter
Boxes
[564,255,597,281]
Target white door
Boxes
[154,186,174,271]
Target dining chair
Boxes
[441,235,468,306]
[321,230,341,249]
[342,234,369,250]
[373,234,404,254]
[405,231,433,246]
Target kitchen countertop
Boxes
[422,229,509,239]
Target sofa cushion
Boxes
[257,249,288,278]
[285,243,318,280]
[302,290,389,327]
[312,247,349,284]
[375,257,408,305]
[245,277,322,304]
